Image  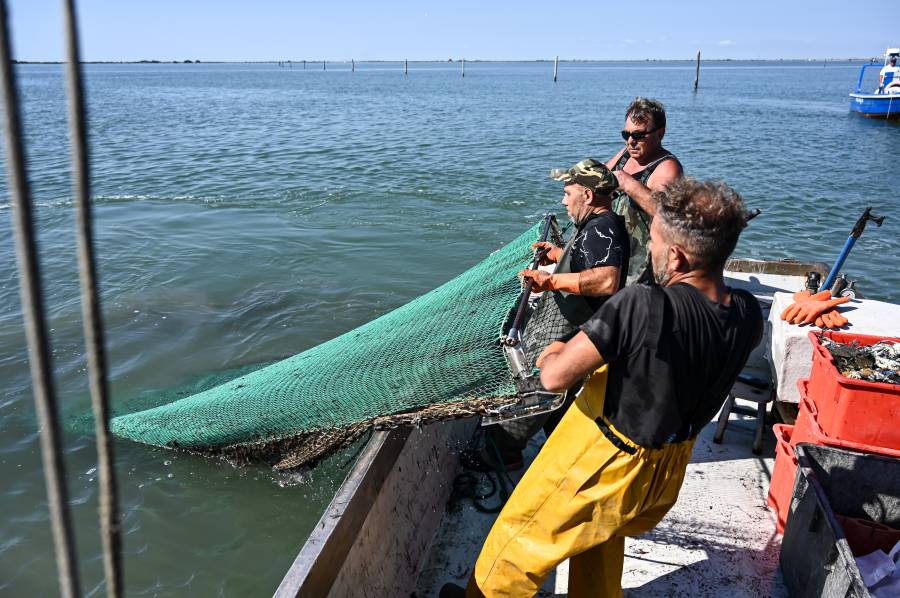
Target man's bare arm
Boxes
[612,159,682,217]
[578,266,621,296]
[520,265,621,297]
[539,331,605,392]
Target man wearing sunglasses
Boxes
[606,97,683,285]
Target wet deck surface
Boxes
[415,399,788,597]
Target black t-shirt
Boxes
[569,211,629,311]
[581,282,763,448]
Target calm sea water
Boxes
[1,61,898,596]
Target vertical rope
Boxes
[61,1,122,596]
[0,2,81,597]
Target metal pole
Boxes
[693,50,701,90]
[461,58,465,78]
[505,214,555,342]
[553,55,559,82]
[0,1,81,596]
[351,59,355,72]
[404,59,408,77]
[61,0,122,596]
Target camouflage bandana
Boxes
[550,158,618,194]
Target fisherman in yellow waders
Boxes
[441,178,763,597]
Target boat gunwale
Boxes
[273,427,412,598]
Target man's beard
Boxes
[652,248,672,286]
[567,211,584,227]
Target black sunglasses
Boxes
[621,128,657,141]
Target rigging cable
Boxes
[62,0,123,595]
[0,1,82,596]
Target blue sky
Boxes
[9,1,898,62]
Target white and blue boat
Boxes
[849,47,900,118]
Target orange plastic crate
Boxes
[768,423,797,534]
[806,331,900,450]
[768,402,900,534]
[794,381,900,459]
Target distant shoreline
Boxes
[12,58,882,65]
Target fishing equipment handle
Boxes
[850,207,885,238]
[504,214,555,345]
[822,207,885,290]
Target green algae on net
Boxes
[109,223,544,469]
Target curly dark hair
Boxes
[653,178,747,271]
[626,97,667,129]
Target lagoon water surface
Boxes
[1,61,899,595]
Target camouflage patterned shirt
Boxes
[610,150,682,284]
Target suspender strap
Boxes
[642,285,667,350]
[594,417,637,455]
[551,225,598,326]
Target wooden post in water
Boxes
[323,60,326,71]
[553,55,559,82]
[303,60,306,70]
[693,50,701,90]
[461,58,465,78]
[404,59,408,77]
[352,59,355,72]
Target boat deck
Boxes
[415,398,789,597]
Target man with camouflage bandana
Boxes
[521,158,629,314]
[464,158,629,472]
[606,97,683,284]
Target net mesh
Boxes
[521,292,579,369]
[110,223,545,468]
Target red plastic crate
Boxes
[768,408,900,534]
[768,424,797,534]
[806,332,900,450]
[792,387,818,446]
[794,381,900,460]
[835,514,900,557]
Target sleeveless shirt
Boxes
[610,150,682,284]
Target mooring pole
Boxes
[404,59,408,77]
[693,50,701,90]
[323,60,326,71]
[303,59,306,70]
[352,59,355,72]
[461,58,465,78]
[553,55,559,82]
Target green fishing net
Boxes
[110,222,547,469]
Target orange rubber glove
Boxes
[815,310,849,329]
[520,269,554,292]
[531,241,563,265]
[827,311,849,328]
[781,290,833,320]
[791,289,832,302]
[781,295,850,325]
[519,269,583,294]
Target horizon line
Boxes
[12,56,883,65]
